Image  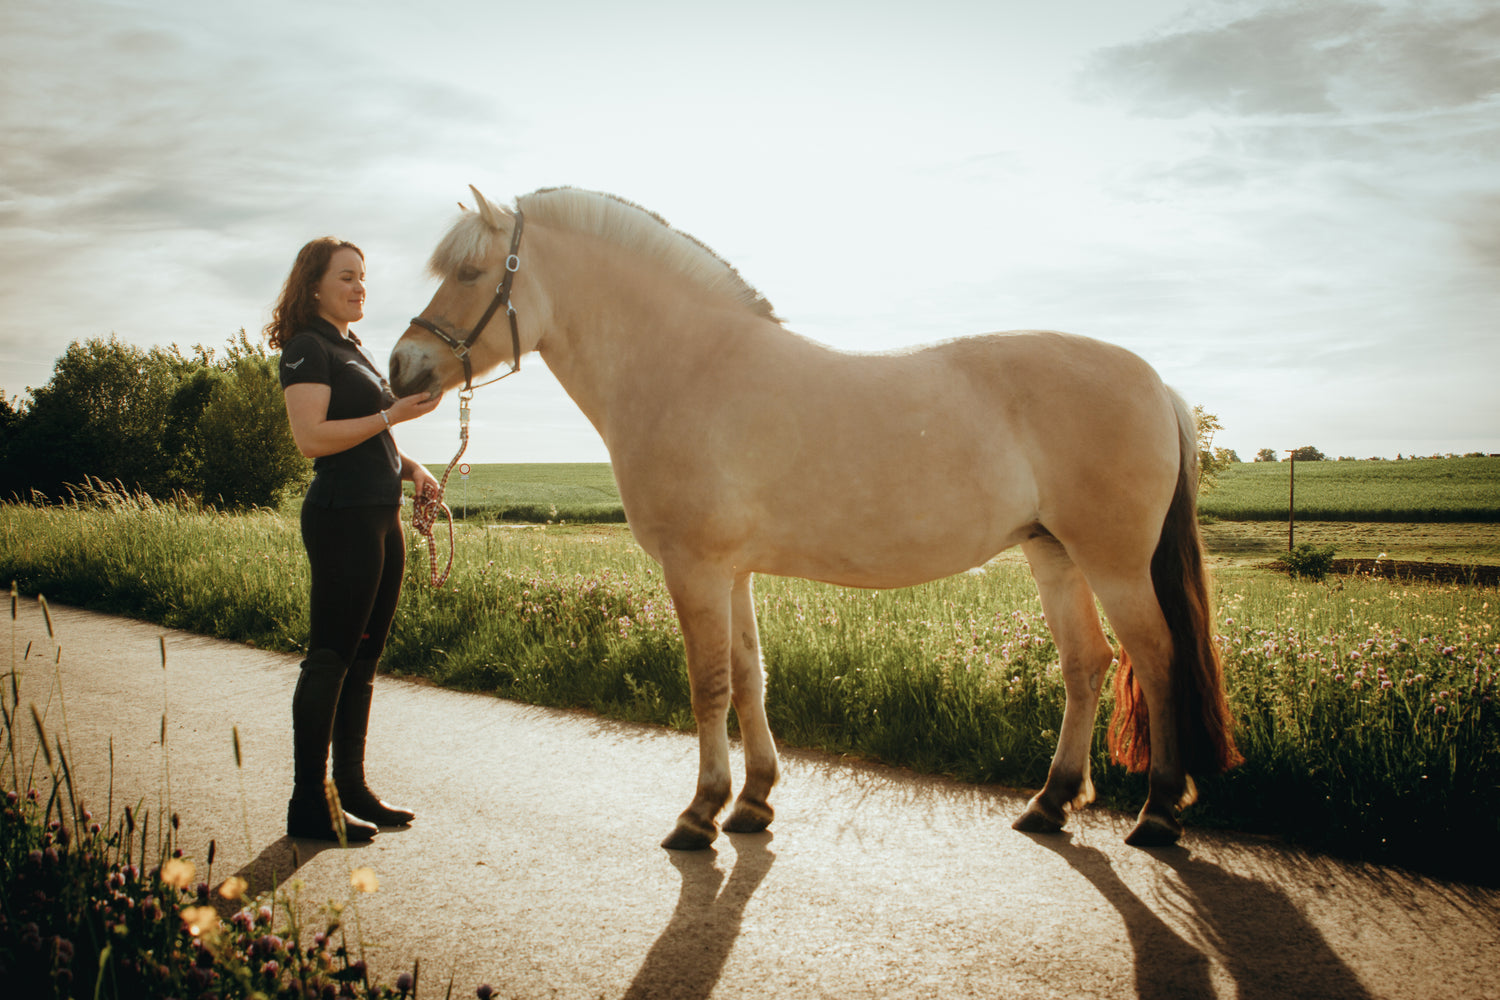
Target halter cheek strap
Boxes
[409,208,526,392]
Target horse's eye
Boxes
[456,266,481,283]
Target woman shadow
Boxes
[210,835,359,920]
[623,833,777,1000]
[1024,833,1373,1000]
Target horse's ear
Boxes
[468,185,506,229]
[458,201,468,212]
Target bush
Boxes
[1280,542,1337,580]
[1,333,308,511]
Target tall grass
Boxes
[2,487,1497,882]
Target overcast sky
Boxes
[3,0,1496,464]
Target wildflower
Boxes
[181,906,219,938]
[477,986,495,1000]
[219,876,249,900]
[161,856,196,889]
[397,971,415,993]
[350,867,379,893]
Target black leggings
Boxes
[300,502,405,664]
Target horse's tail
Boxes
[1108,391,1243,776]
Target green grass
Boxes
[3,488,1498,882]
[1199,521,1500,566]
[417,463,624,523]
[1200,456,1500,522]
[408,456,1500,526]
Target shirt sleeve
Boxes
[278,334,331,389]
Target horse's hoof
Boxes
[723,799,773,834]
[1012,796,1067,834]
[1124,806,1182,848]
[660,818,717,851]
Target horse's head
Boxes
[390,186,532,399]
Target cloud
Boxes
[1080,0,1500,118]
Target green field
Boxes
[421,462,625,523]
[426,456,1500,526]
[1199,456,1500,522]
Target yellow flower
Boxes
[350,867,379,893]
[181,906,219,937]
[160,857,196,890]
[218,876,249,900]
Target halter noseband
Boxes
[408,208,526,393]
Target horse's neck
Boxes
[530,230,783,443]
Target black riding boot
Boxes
[287,648,378,842]
[332,657,415,827]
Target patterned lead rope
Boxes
[410,395,471,587]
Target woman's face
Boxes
[316,247,366,331]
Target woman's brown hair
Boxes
[264,237,364,349]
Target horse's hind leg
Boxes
[1092,576,1192,847]
[1013,535,1116,833]
[724,572,779,834]
[660,560,735,851]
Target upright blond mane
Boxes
[430,187,778,321]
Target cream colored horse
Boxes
[390,186,1240,851]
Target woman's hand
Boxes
[408,459,443,503]
[386,391,443,426]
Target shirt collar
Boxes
[308,316,355,345]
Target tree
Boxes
[1,331,309,510]
[1192,405,1232,492]
[195,335,309,509]
[1290,445,1326,462]
[1255,448,1279,462]
[0,336,191,500]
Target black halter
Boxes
[409,209,525,392]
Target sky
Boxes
[2,0,1497,464]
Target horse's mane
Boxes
[429,187,780,323]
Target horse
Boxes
[389,185,1241,851]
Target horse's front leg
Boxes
[660,563,735,851]
[724,572,778,834]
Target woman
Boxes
[266,237,443,842]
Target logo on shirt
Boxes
[285,357,306,370]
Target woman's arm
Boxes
[283,383,442,459]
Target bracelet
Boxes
[379,410,391,429]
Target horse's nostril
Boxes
[389,355,403,384]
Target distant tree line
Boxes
[0,333,308,510]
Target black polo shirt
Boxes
[278,318,402,508]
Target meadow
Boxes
[1197,455,1500,522]
[419,456,1500,527]
[2,484,1497,883]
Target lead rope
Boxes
[411,390,473,587]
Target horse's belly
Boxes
[749,502,1033,590]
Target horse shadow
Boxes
[623,833,777,1000]
[210,836,359,920]
[1024,833,1374,1000]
